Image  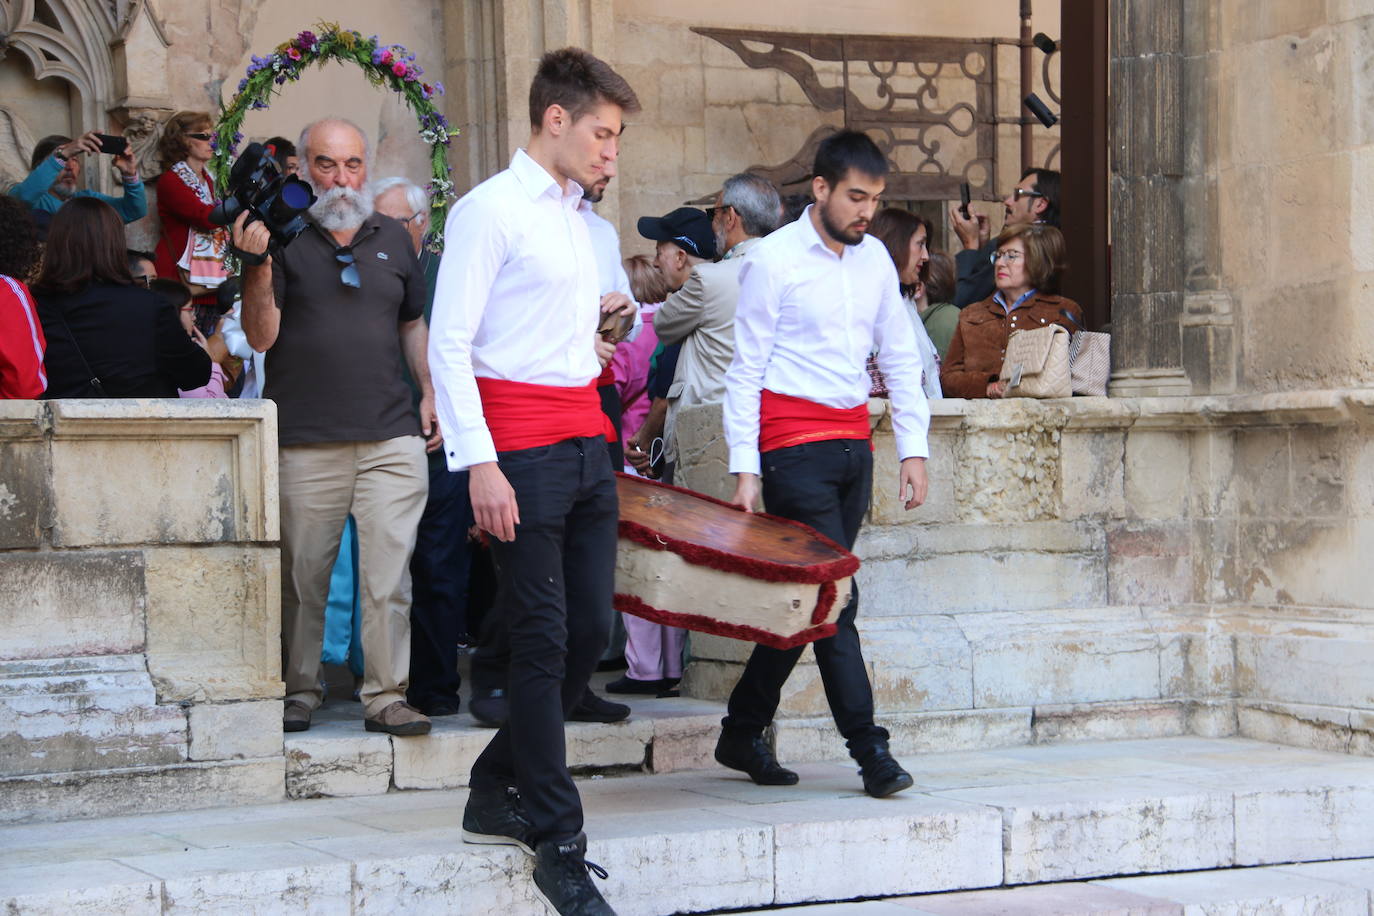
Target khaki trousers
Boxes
[279,436,428,717]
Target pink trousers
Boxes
[623,613,686,680]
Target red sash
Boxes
[759,389,870,454]
[596,363,616,387]
[477,377,616,452]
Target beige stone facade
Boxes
[3,0,1374,823]
[0,400,283,822]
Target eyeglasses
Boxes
[1012,188,1045,202]
[990,250,1024,264]
[133,274,153,288]
[707,205,732,221]
[187,132,214,141]
[398,212,423,226]
[334,247,361,288]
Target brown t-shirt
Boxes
[267,214,425,445]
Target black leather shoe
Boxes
[858,747,914,798]
[462,785,536,856]
[604,675,665,695]
[410,696,462,717]
[567,690,630,723]
[533,832,615,915]
[469,689,508,728]
[714,729,798,786]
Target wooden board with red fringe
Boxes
[613,473,860,650]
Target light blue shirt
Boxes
[8,154,147,222]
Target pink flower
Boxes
[380,50,394,66]
[287,47,302,61]
[392,61,407,78]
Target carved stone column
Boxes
[1107,0,1192,396]
[443,0,617,210]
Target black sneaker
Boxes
[566,690,630,723]
[858,747,914,798]
[604,675,665,695]
[462,785,536,856]
[714,729,798,786]
[470,688,509,728]
[533,832,615,916]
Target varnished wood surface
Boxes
[617,475,843,568]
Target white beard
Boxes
[308,183,374,232]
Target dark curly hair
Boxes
[158,110,214,172]
[0,197,41,281]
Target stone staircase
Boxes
[6,735,1374,915]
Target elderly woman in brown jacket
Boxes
[940,222,1083,399]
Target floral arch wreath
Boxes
[210,23,458,253]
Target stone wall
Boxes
[1112,3,1374,396]
[0,400,284,823]
[674,393,1374,760]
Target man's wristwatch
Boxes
[52,149,69,163]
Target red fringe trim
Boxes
[614,593,839,651]
[616,473,860,585]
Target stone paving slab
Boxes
[733,859,1374,913]
[6,738,1374,915]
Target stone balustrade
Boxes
[674,392,1374,760]
[4,392,1373,822]
[0,400,283,823]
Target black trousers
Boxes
[469,436,618,842]
[722,438,888,758]
[598,382,623,471]
[406,462,473,711]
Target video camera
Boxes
[210,142,316,264]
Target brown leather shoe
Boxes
[365,700,432,736]
[283,700,311,733]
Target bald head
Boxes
[298,118,371,192]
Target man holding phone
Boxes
[948,166,1059,308]
[8,131,146,223]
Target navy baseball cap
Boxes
[637,207,717,260]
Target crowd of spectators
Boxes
[0,104,1080,739]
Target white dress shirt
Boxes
[578,200,641,341]
[724,206,931,476]
[429,149,602,471]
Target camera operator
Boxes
[948,167,1060,308]
[8,131,145,223]
[233,117,438,739]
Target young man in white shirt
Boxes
[719,130,931,799]
[428,48,638,916]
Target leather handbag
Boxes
[1060,310,1111,397]
[999,323,1072,398]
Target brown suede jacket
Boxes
[939,292,1084,399]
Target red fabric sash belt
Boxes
[477,377,616,453]
[596,363,616,387]
[759,389,870,454]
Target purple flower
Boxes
[296,29,317,49]
[238,78,249,92]
[250,100,267,110]
[433,82,445,96]
[274,75,287,85]
[371,47,386,64]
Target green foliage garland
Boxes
[211,22,458,252]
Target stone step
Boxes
[5,737,1374,915]
[728,859,1374,913]
[287,673,1220,800]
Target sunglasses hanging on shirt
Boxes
[334,246,361,289]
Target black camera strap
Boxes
[52,302,107,396]
[229,240,270,266]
